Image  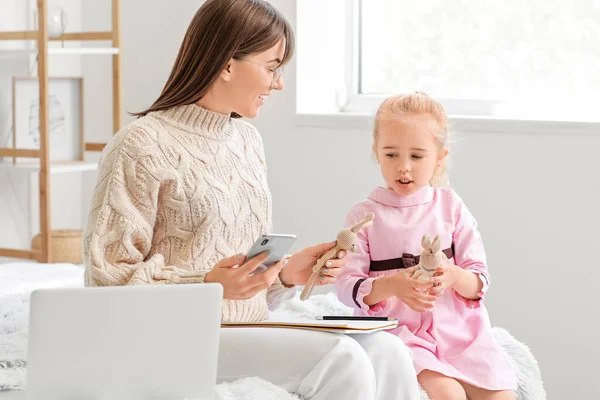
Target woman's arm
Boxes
[83,128,205,287]
[244,123,298,308]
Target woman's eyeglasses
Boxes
[238,58,284,86]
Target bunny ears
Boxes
[350,212,374,233]
[421,233,441,253]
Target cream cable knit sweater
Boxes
[83,104,295,322]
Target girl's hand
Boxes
[389,266,437,312]
[205,252,288,300]
[429,260,459,297]
[279,241,346,286]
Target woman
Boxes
[83,1,420,399]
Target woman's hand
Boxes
[204,252,288,300]
[388,266,437,312]
[278,241,346,287]
[428,260,459,297]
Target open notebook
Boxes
[222,319,398,335]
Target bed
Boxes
[0,262,546,400]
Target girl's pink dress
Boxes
[335,185,517,390]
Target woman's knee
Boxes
[332,334,374,366]
[329,335,376,382]
[418,370,466,400]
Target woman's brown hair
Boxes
[133,0,294,118]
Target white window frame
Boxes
[305,0,599,128]
[295,0,600,135]
[338,0,361,113]
[340,0,545,117]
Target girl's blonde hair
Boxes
[373,92,449,187]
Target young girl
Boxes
[335,93,518,400]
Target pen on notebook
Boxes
[316,316,396,321]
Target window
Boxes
[360,0,600,99]
[298,0,600,121]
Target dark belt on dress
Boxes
[369,244,455,272]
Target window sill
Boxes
[295,112,600,136]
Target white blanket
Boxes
[0,263,546,400]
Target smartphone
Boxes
[242,234,297,268]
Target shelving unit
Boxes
[0,0,121,263]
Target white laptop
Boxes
[26,283,223,400]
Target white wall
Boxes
[1,0,599,398]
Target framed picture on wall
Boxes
[12,76,84,164]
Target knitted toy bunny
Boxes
[300,213,374,301]
[411,233,448,282]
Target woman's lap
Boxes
[217,327,419,400]
[217,327,364,389]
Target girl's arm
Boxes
[363,274,394,305]
[336,205,436,313]
[441,190,491,308]
[450,264,485,300]
[334,205,395,316]
[367,268,436,312]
